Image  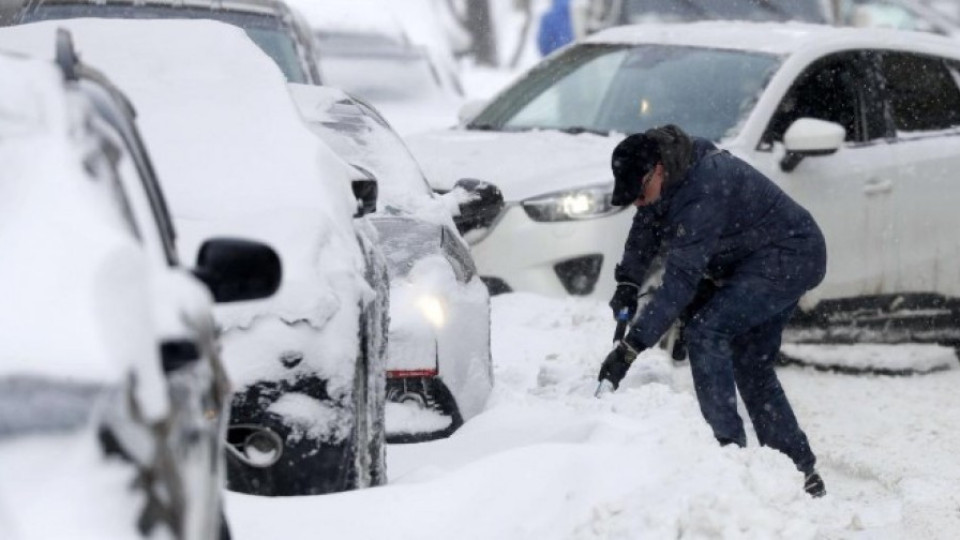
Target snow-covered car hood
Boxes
[405,129,622,202]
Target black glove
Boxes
[609,282,640,321]
[597,339,644,390]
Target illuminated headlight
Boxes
[521,185,625,222]
[416,295,447,329]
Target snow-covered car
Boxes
[0,38,282,539]
[289,0,464,135]
[0,19,390,496]
[408,21,960,341]
[290,84,502,441]
[584,0,832,32]
[13,0,323,84]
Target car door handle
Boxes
[863,178,893,195]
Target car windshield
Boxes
[623,0,827,23]
[470,44,781,141]
[20,5,308,83]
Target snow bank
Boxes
[229,293,821,539]
[782,343,956,374]
[0,430,151,540]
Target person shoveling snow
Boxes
[596,125,827,498]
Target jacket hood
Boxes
[645,124,694,187]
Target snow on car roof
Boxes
[587,20,960,57]
[0,19,370,336]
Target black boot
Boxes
[804,471,826,498]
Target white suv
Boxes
[409,21,960,342]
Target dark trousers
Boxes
[681,275,817,475]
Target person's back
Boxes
[598,125,827,498]
[660,138,825,284]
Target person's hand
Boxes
[597,339,643,390]
[609,282,640,321]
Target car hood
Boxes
[405,129,623,202]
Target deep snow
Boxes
[227,292,960,539]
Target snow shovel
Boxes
[595,307,631,398]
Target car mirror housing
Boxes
[352,178,378,217]
[160,339,201,373]
[193,238,282,303]
[781,118,846,172]
[449,178,505,237]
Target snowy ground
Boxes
[227,293,960,539]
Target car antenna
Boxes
[55,28,79,82]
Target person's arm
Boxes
[627,189,725,348]
[614,207,664,287]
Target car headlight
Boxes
[521,185,626,222]
[416,294,447,329]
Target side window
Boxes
[880,52,960,133]
[762,51,885,147]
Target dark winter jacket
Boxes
[616,136,827,349]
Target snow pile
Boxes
[226,291,960,537]
[0,430,150,540]
[229,293,822,539]
[385,401,452,436]
[782,343,956,374]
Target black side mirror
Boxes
[352,179,378,217]
[160,339,200,373]
[451,178,505,236]
[193,238,282,303]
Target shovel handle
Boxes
[613,320,627,343]
[613,307,631,343]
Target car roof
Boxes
[585,20,960,58]
[21,0,292,17]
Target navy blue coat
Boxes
[617,138,827,348]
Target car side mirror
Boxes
[458,100,487,125]
[193,238,282,303]
[780,118,846,172]
[352,178,378,217]
[445,178,505,237]
[160,339,200,374]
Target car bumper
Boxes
[469,205,635,300]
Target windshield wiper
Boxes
[556,126,610,136]
[467,123,501,131]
